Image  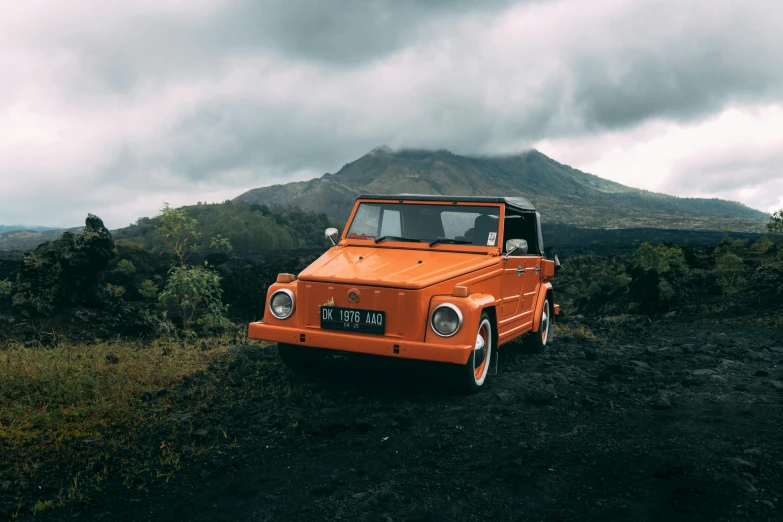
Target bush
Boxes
[768,209,783,234]
[155,203,232,333]
[715,251,744,293]
[138,279,158,300]
[0,279,12,296]
[115,259,136,276]
[752,236,775,254]
[633,242,689,275]
[159,264,231,332]
[106,283,126,298]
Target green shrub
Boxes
[0,279,12,296]
[751,236,774,254]
[768,209,783,234]
[138,279,158,300]
[106,283,126,298]
[715,251,744,293]
[155,202,232,333]
[633,242,689,275]
[159,264,231,331]
[115,259,136,276]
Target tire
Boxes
[529,298,551,353]
[458,312,493,393]
[277,343,324,371]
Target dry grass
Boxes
[0,337,238,516]
[0,339,224,447]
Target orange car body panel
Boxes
[248,196,560,365]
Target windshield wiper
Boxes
[428,237,473,247]
[374,235,424,243]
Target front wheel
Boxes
[457,312,493,393]
[277,343,324,371]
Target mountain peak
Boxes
[235,148,767,232]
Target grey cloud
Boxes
[568,3,783,131]
[66,0,522,94]
[3,0,783,227]
[670,150,783,194]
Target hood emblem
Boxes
[348,289,360,303]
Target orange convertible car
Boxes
[248,194,560,391]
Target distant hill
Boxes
[0,227,83,252]
[0,225,62,234]
[112,202,338,253]
[235,148,768,232]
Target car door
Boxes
[500,250,540,323]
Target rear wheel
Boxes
[458,312,493,393]
[277,343,324,371]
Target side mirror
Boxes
[504,239,528,259]
[554,254,561,273]
[325,227,339,245]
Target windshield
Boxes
[346,202,501,246]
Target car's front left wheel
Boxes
[458,311,493,393]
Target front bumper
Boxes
[248,322,473,365]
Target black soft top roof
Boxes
[357,194,536,213]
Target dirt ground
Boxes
[19,315,779,522]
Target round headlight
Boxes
[269,289,294,319]
[430,303,463,337]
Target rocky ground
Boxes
[7,314,779,522]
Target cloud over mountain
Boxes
[1,0,782,228]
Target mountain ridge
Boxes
[235,148,767,231]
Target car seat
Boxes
[468,214,497,246]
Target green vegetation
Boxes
[715,251,745,293]
[0,338,229,516]
[114,259,136,276]
[0,279,12,295]
[752,236,774,253]
[632,242,689,275]
[114,200,336,255]
[155,203,232,332]
[768,209,783,234]
[138,279,158,300]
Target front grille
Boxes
[299,282,426,340]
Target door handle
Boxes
[534,266,541,274]
[517,266,525,276]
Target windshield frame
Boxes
[341,199,506,253]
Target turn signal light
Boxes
[276,273,297,283]
[452,286,469,298]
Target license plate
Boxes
[320,306,385,335]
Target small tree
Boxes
[138,279,158,300]
[633,243,689,275]
[156,202,200,268]
[769,209,783,235]
[155,202,232,332]
[715,251,744,293]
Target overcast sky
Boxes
[1,0,782,229]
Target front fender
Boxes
[425,293,496,353]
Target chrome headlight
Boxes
[430,303,463,337]
[269,289,295,319]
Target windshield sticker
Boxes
[487,232,497,246]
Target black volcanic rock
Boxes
[12,214,116,314]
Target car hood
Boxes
[298,246,499,289]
